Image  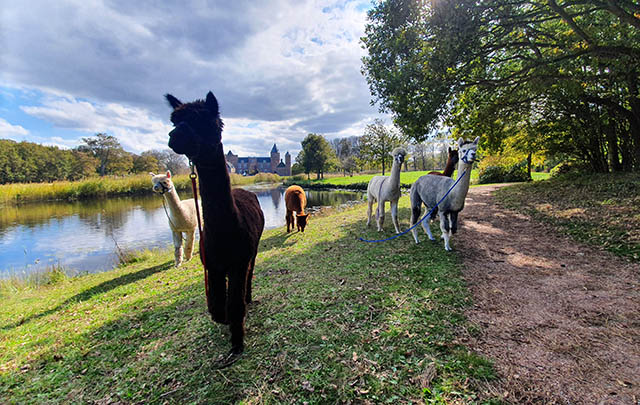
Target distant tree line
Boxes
[0,133,189,184]
[292,120,414,179]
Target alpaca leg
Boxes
[410,204,421,244]
[439,212,452,251]
[422,217,435,241]
[366,196,374,227]
[390,200,400,234]
[245,256,256,304]
[172,231,184,267]
[227,268,248,355]
[377,200,385,232]
[183,230,195,262]
[286,210,294,233]
[210,267,228,324]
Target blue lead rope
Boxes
[359,169,468,243]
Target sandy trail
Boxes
[452,185,640,404]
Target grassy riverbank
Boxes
[286,170,549,190]
[0,197,499,404]
[0,173,281,205]
[495,172,640,262]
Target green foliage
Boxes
[297,133,338,179]
[478,162,530,184]
[359,119,405,175]
[0,139,89,184]
[361,0,640,172]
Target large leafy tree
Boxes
[362,0,640,172]
[297,133,337,179]
[359,119,405,175]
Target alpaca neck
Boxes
[442,158,457,177]
[162,187,182,212]
[449,159,473,210]
[388,160,402,189]
[194,143,237,228]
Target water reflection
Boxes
[0,187,363,278]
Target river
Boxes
[0,186,364,279]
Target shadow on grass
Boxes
[1,261,173,331]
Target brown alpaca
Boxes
[165,91,265,359]
[428,147,459,177]
[284,185,309,232]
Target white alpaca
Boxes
[409,137,479,251]
[366,147,407,233]
[150,171,199,267]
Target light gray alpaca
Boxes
[366,147,407,233]
[150,171,199,267]
[409,137,479,251]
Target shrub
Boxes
[478,161,530,184]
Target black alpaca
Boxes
[165,91,264,358]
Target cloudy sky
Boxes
[0,0,389,159]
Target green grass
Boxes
[0,197,499,404]
[287,170,549,190]
[496,172,640,262]
[0,173,282,205]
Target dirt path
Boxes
[456,184,640,404]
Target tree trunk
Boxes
[605,121,622,172]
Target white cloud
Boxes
[1,0,388,156]
[21,96,173,153]
[0,118,29,140]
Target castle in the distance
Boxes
[225,144,291,176]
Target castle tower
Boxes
[270,144,280,173]
[225,150,238,173]
[285,151,291,176]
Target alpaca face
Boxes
[457,137,479,164]
[296,214,309,232]
[166,92,224,161]
[150,172,174,194]
[391,147,406,165]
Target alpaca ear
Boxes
[472,136,480,145]
[149,172,156,177]
[166,170,171,178]
[457,137,464,147]
[205,91,219,114]
[165,94,182,110]
[448,147,452,153]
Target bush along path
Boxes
[0,196,498,404]
[457,184,640,403]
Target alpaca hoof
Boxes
[215,348,243,369]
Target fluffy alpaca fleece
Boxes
[409,137,479,251]
[284,185,309,232]
[150,171,199,267]
[366,147,407,233]
[165,91,265,359]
